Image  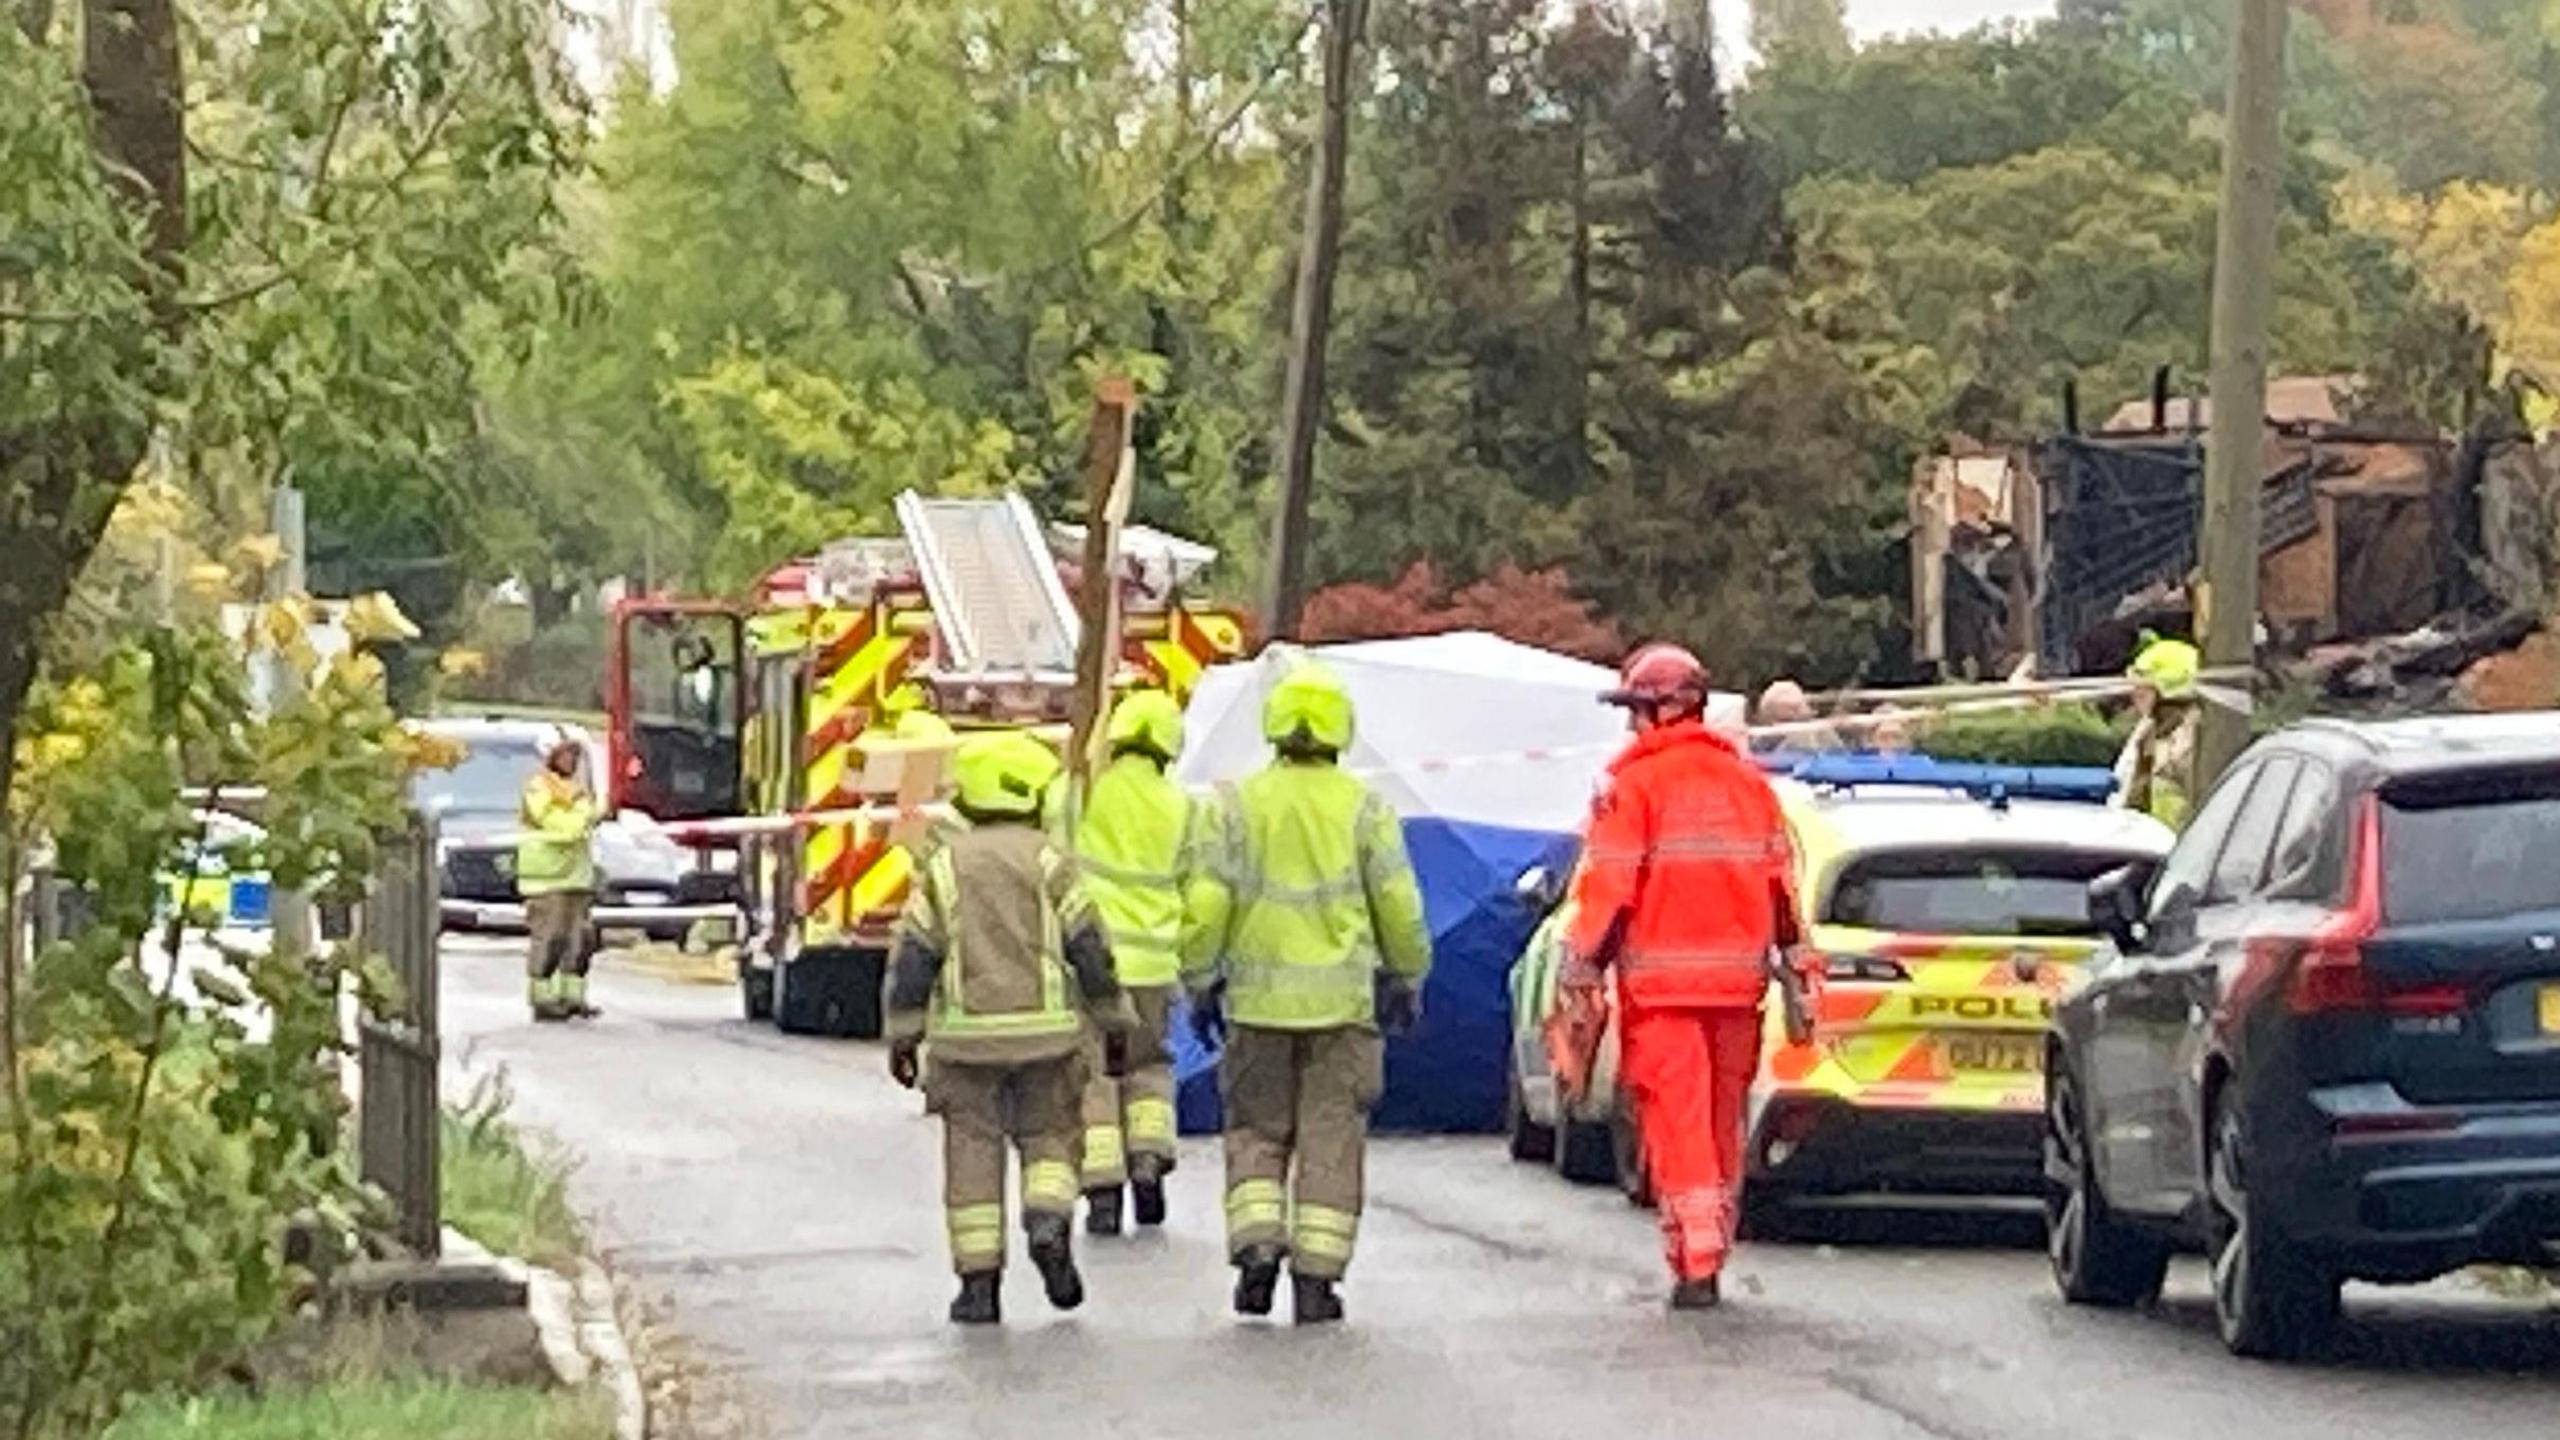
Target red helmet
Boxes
[1604,643,1708,710]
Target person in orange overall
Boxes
[1560,643,1810,1309]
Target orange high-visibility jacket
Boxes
[1565,720,1793,1009]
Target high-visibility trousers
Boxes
[1219,1024,1384,1282]
[927,1055,1084,1276]
[1079,984,1178,1188]
[1620,1003,1762,1283]
[524,891,594,1006]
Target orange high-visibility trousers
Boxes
[1620,1003,1762,1282]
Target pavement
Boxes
[440,935,2560,1440]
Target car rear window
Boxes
[1823,847,2150,937]
[412,738,542,816]
[2382,768,2560,925]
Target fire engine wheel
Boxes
[773,947,886,1039]
[741,966,774,1023]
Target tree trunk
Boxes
[0,1,188,819]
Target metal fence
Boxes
[359,811,441,1257]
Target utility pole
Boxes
[1261,0,1367,642]
[2195,0,2287,791]
[263,484,316,959]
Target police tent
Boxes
[1170,632,1641,1133]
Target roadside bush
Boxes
[1,613,438,1439]
[1915,702,2128,767]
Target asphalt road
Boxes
[440,936,2560,1440]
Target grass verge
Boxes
[105,1378,611,1440]
[441,1071,585,1271]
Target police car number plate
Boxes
[1943,1036,2042,1075]
[2539,984,2560,1037]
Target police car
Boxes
[1507,755,2174,1219]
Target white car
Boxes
[413,716,732,943]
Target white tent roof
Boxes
[1174,632,1743,834]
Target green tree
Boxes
[0,1,583,809]
[1751,0,1851,59]
[584,0,1303,584]
[1740,28,2191,188]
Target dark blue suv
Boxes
[2047,715,2560,1358]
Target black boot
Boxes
[1232,1244,1283,1317]
[1292,1273,1345,1326]
[1669,1276,1722,1311]
[1084,1185,1124,1237]
[949,1272,1002,1326]
[1026,1214,1085,1312]
[1129,1158,1168,1228]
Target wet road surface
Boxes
[440,937,2560,1440]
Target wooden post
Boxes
[1261,0,1368,641]
[2196,0,2287,790]
[1068,378,1140,784]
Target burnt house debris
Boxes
[1914,373,2489,685]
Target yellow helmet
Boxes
[2127,634,2202,702]
[893,709,955,744]
[1106,689,1185,760]
[1262,662,1354,753]
[952,731,1061,819]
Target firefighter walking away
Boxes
[519,737,602,1023]
[1188,662,1433,1326]
[1070,690,1219,1237]
[886,731,1136,1326]
[1563,644,1812,1310]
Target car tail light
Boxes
[2284,798,2470,1017]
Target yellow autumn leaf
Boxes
[344,591,422,644]
[183,563,235,600]
[231,533,286,575]
[258,601,306,652]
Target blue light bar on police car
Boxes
[1756,750,2119,804]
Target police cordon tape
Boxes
[474,668,2251,847]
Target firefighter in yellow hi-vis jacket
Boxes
[886,731,1135,1326]
[1186,663,1433,1325]
[518,739,601,1023]
[1069,689,1219,1236]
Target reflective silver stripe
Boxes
[1236,871,1369,908]
[1583,846,1646,867]
[1077,853,1182,892]
[1228,951,1379,993]
[1620,947,1765,972]
[1653,835,1784,861]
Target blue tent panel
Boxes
[1173,817,1574,1136]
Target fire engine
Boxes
[605,489,1246,1035]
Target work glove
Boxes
[1375,974,1422,1037]
[888,1036,922,1090]
[1767,948,1817,1048]
[1188,982,1228,1050]
[1104,1028,1131,1080]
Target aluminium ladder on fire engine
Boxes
[893,489,1083,685]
